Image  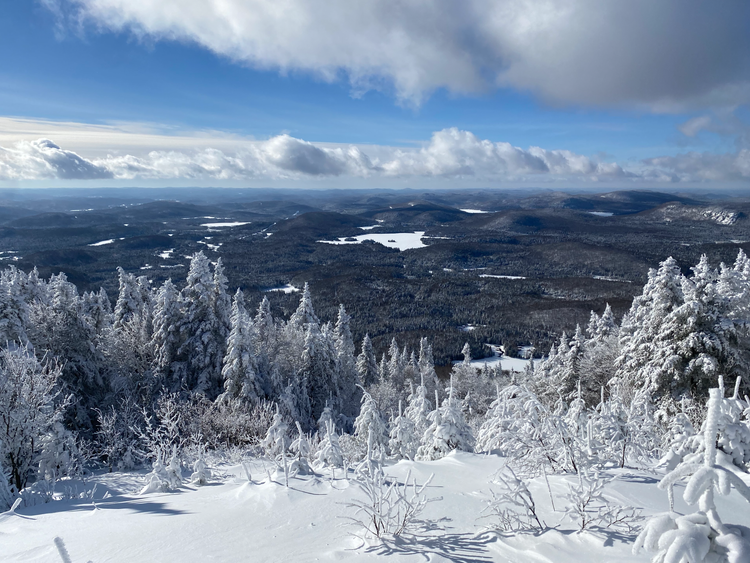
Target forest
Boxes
[2,248,750,562]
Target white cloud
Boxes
[642,150,750,183]
[2,119,749,185]
[380,129,630,180]
[0,138,111,180]
[53,0,750,110]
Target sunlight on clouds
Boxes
[1,120,749,184]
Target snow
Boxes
[461,344,533,372]
[157,249,175,259]
[359,225,381,230]
[459,324,478,332]
[460,208,490,214]
[264,284,300,294]
[88,238,125,247]
[479,274,527,280]
[200,222,251,228]
[588,211,614,217]
[593,276,632,283]
[318,232,428,251]
[5,452,749,562]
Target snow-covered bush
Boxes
[342,468,437,540]
[314,420,344,470]
[196,398,276,451]
[140,457,172,494]
[563,471,642,532]
[416,383,474,461]
[190,454,211,486]
[353,389,389,452]
[0,446,17,511]
[476,385,574,475]
[288,421,314,476]
[261,409,289,457]
[482,467,545,532]
[0,346,69,492]
[635,388,750,562]
[389,401,418,461]
[135,393,186,465]
[95,398,142,472]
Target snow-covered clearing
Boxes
[359,225,381,230]
[157,249,175,259]
[460,209,490,214]
[588,212,614,217]
[87,239,115,247]
[0,452,723,563]
[593,276,631,283]
[200,222,251,229]
[318,232,428,251]
[479,274,527,280]
[264,284,300,294]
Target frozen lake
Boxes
[318,231,428,251]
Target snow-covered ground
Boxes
[460,208,490,214]
[588,212,614,217]
[461,344,533,372]
[479,274,527,280]
[318,232,427,251]
[200,222,251,229]
[157,249,175,259]
[4,452,748,563]
[264,284,300,294]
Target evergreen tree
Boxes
[334,304,360,418]
[178,252,224,397]
[220,289,263,403]
[353,388,389,451]
[151,279,184,391]
[356,334,379,388]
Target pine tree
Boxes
[151,279,184,391]
[354,389,389,451]
[178,252,224,397]
[334,304,360,418]
[220,289,263,403]
[389,400,418,460]
[416,380,475,461]
[613,256,685,404]
[356,334,379,388]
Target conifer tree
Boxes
[220,289,263,403]
[356,334,379,389]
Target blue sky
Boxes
[1,1,749,188]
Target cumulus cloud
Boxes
[52,0,750,110]
[0,138,112,180]
[2,127,750,185]
[381,129,629,180]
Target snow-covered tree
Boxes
[334,304,360,418]
[353,389,389,451]
[151,279,184,391]
[416,381,475,461]
[634,387,750,562]
[219,289,263,403]
[0,346,68,492]
[262,409,289,457]
[315,419,344,469]
[356,333,379,389]
[404,373,432,439]
[389,400,418,460]
[178,252,225,396]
